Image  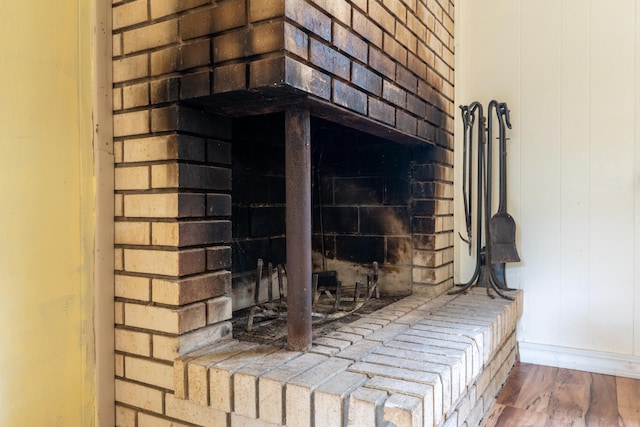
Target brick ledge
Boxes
[174,288,523,427]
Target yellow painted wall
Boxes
[0,1,112,425]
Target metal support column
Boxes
[285,108,313,350]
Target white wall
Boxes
[455,0,640,377]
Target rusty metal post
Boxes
[285,107,313,351]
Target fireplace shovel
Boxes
[489,103,520,264]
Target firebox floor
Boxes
[231,294,403,346]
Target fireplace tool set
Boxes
[451,100,520,300]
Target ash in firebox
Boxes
[232,292,402,347]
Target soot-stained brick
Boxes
[312,234,336,260]
[387,236,412,265]
[384,177,411,205]
[336,236,385,264]
[359,206,410,235]
[232,239,271,273]
[249,206,286,238]
[320,206,359,234]
[412,216,436,234]
[334,177,384,205]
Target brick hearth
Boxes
[169,288,522,426]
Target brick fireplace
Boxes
[111,1,521,426]
[114,0,454,353]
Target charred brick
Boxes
[177,221,232,246]
[214,62,248,93]
[413,234,435,250]
[249,56,285,89]
[206,246,233,271]
[177,134,207,162]
[232,239,271,273]
[333,80,367,115]
[285,0,331,42]
[407,93,426,116]
[207,140,232,165]
[312,234,336,260]
[233,174,285,205]
[396,110,417,135]
[177,194,206,218]
[310,39,350,80]
[335,236,385,264]
[152,105,178,133]
[412,217,436,234]
[284,22,309,59]
[382,80,406,108]
[334,177,384,205]
[206,194,232,217]
[412,164,436,181]
[352,62,382,95]
[151,46,179,77]
[387,236,412,265]
[232,206,250,238]
[384,177,411,204]
[178,164,231,191]
[213,28,249,63]
[359,206,410,234]
[412,182,436,198]
[369,48,396,80]
[249,206,285,238]
[270,237,286,266]
[321,206,358,233]
[369,97,395,125]
[417,120,436,142]
[333,24,368,63]
[179,39,211,71]
[150,77,180,104]
[396,66,418,92]
[412,200,435,215]
[284,57,331,100]
[178,108,232,139]
[180,71,211,99]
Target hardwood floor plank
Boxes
[496,362,528,406]
[585,372,620,426]
[481,404,548,427]
[481,403,507,427]
[513,364,558,413]
[617,376,640,427]
[545,368,591,427]
[486,363,640,427]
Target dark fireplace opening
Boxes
[228,112,437,341]
[231,113,287,311]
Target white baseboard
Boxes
[518,341,640,379]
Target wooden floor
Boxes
[481,362,640,427]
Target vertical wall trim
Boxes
[634,0,640,356]
[92,0,115,424]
